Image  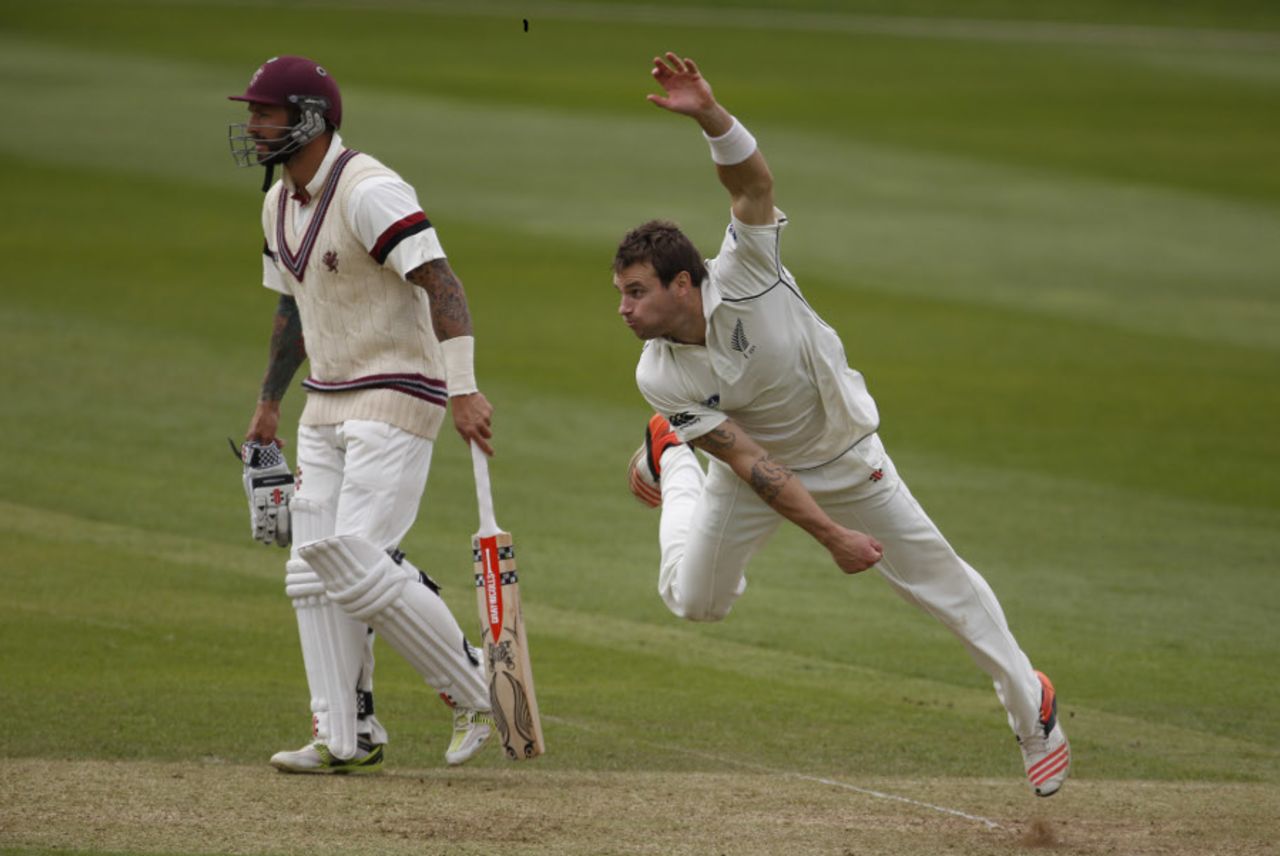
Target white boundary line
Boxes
[544,715,1005,830]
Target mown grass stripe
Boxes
[4,37,1276,351]
[176,0,1280,51]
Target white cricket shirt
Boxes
[636,210,880,470]
[261,133,446,294]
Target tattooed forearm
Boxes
[692,426,793,505]
[747,455,793,505]
[691,426,737,456]
[260,295,305,402]
[407,258,473,340]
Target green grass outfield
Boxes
[1,2,1278,854]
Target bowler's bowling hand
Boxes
[825,527,884,574]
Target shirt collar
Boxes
[659,278,716,349]
[283,132,345,203]
[700,275,721,320]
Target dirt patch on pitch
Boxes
[0,759,1276,855]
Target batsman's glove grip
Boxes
[230,438,294,547]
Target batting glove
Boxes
[233,439,294,547]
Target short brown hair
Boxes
[613,220,707,288]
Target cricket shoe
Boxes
[445,707,496,766]
[270,735,384,775]
[1018,670,1070,797]
[627,413,683,508]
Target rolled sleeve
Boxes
[652,401,727,444]
[637,346,727,443]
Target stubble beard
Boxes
[254,132,296,167]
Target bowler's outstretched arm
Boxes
[647,52,775,226]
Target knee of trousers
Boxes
[659,561,747,623]
[298,535,410,623]
[660,585,733,623]
[672,603,732,623]
[284,556,365,761]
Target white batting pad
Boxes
[283,496,369,760]
[290,494,335,550]
[284,560,367,760]
[301,534,487,710]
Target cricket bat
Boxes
[471,442,545,760]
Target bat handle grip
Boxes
[471,441,499,536]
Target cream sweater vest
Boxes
[264,150,447,440]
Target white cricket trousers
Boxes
[295,420,434,546]
[657,432,1044,739]
[288,419,437,748]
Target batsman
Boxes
[228,56,497,773]
[617,53,1070,796]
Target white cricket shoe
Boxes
[1018,670,1070,796]
[445,707,495,766]
[270,735,384,775]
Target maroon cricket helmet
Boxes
[229,55,342,129]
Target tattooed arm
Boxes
[405,259,494,453]
[245,294,305,448]
[406,258,473,340]
[690,419,883,574]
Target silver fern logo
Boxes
[729,319,755,357]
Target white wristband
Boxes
[441,335,478,397]
[703,117,757,166]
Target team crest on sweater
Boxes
[322,250,339,272]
